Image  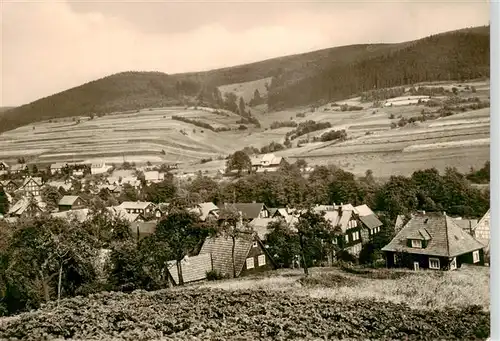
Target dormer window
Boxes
[411,239,422,248]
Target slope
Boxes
[0,25,489,134]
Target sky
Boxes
[0,0,490,107]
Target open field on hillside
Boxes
[218,77,273,104]
[0,266,490,340]
[0,80,490,177]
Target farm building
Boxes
[18,177,43,196]
[58,195,87,212]
[166,253,213,286]
[199,233,276,278]
[382,212,486,271]
[250,153,286,173]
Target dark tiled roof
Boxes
[359,214,383,229]
[58,195,82,206]
[199,233,255,278]
[166,253,213,285]
[220,203,267,220]
[382,213,485,257]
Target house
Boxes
[8,197,44,218]
[471,209,490,255]
[50,163,66,175]
[120,177,142,190]
[10,164,27,174]
[18,177,43,196]
[0,161,9,175]
[199,233,276,278]
[190,202,219,221]
[1,180,20,193]
[219,202,271,221]
[108,206,146,223]
[91,162,112,175]
[250,153,286,173]
[381,212,486,271]
[144,171,165,184]
[165,253,213,286]
[452,217,479,235]
[313,203,383,256]
[58,195,86,212]
[154,203,170,219]
[117,201,155,215]
[52,208,90,223]
[46,181,73,193]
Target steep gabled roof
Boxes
[382,213,485,257]
[199,233,255,278]
[58,195,84,206]
[166,253,213,285]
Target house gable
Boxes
[382,213,485,258]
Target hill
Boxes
[0,25,489,134]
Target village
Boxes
[0,151,490,289]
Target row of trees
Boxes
[217,156,489,220]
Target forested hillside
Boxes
[0,26,489,133]
[267,26,490,110]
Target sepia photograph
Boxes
[0,0,495,340]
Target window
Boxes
[252,241,258,248]
[353,220,358,228]
[450,257,457,270]
[393,254,397,264]
[429,258,440,270]
[344,235,349,243]
[413,262,419,271]
[352,231,360,241]
[246,257,254,269]
[472,250,480,263]
[411,239,422,248]
[257,255,266,266]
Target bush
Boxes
[206,270,224,281]
[270,121,298,129]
